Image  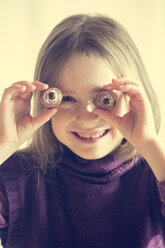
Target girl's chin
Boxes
[62,133,124,160]
[72,149,112,160]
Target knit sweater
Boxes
[0,147,165,248]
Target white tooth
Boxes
[92,134,99,138]
[93,133,100,138]
[77,130,106,139]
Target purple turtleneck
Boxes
[0,147,165,248]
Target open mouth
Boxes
[72,129,110,142]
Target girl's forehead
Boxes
[59,53,112,73]
[55,53,116,90]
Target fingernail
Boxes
[112,78,119,82]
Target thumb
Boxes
[31,108,57,132]
[94,108,121,129]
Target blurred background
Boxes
[0,0,165,135]
[0,0,165,246]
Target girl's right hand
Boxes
[0,81,57,150]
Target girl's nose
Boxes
[76,102,99,123]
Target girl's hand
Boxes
[94,77,157,150]
[0,81,57,149]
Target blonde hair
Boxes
[20,14,161,174]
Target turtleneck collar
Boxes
[56,146,141,185]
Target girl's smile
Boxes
[51,53,128,159]
[71,128,111,143]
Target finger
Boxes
[19,80,49,100]
[112,78,140,86]
[12,81,37,99]
[1,84,26,103]
[116,84,146,101]
[31,81,49,91]
[31,108,57,131]
[6,81,48,102]
[12,81,36,90]
[12,80,48,91]
[103,83,117,90]
[13,81,49,99]
[103,78,140,91]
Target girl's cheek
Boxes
[53,105,77,120]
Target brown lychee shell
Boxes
[95,90,117,110]
[40,87,62,108]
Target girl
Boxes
[0,14,165,248]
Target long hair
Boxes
[19,14,161,174]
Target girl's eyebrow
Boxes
[62,87,103,94]
[61,84,117,95]
[61,90,76,94]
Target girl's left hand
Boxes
[93,77,158,150]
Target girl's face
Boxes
[51,53,128,159]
